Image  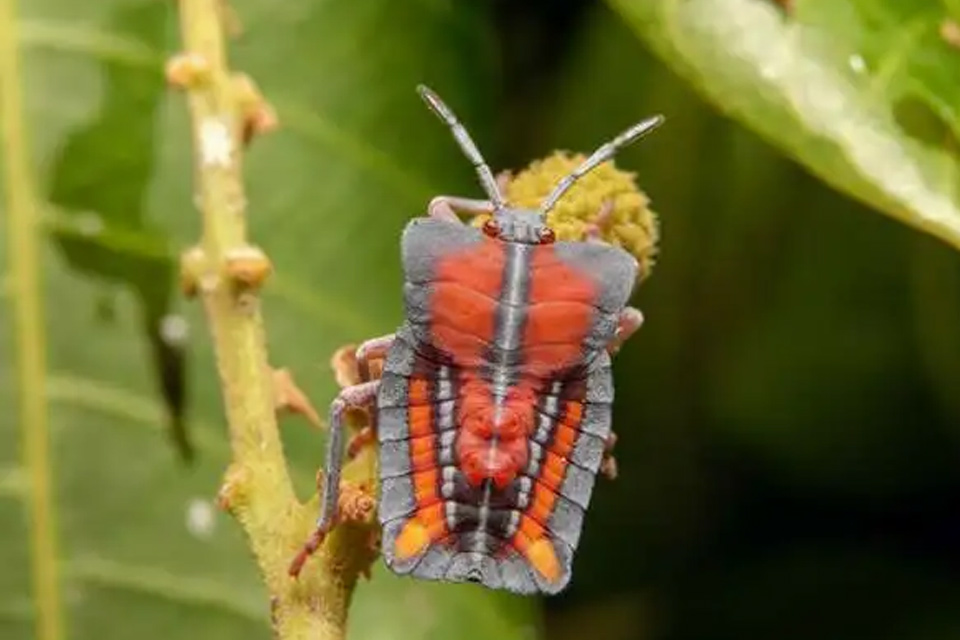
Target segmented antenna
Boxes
[540,115,664,215]
[417,85,506,212]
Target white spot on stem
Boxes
[199,118,233,167]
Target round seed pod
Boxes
[471,151,660,282]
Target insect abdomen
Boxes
[380,222,628,594]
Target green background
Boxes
[4,0,960,639]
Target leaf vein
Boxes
[68,555,268,625]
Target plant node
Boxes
[234,73,279,145]
[224,245,272,289]
[179,245,208,298]
[165,52,211,89]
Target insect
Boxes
[290,85,663,594]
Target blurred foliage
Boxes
[609,0,960,252]
[1,0,533,638]
[3,0,960,639]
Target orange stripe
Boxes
[552,423,577,456]
[394,501,448,560]
[563,400,584,425]
[410,434,434,459]
[513,519,561,581]
[541,451,567,491]
[508,398,587,582]
[413,468,440,505]
[528,482,557,525]
[408,377,432,438]
[517,514,545,542]
[398,376,450,561]
[418,501,445,530]
[411,449,436,471]
[553,400,583,455]
[513,530,532,553]
[409,377,430,404]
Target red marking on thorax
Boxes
[429,238,504,366]
[425,240,600,489]
[523,245,598,376]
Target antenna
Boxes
[539,115,664,215]
[417,84,506,212]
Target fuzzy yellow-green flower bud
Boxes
[470,152,660,282]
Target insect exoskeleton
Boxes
[291,85,663,595]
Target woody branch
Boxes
[169,1,376,639]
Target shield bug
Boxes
[290,85,663,594]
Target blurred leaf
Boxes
[668,543,960,640]
[1,0,539,638]
[527,4,726,598]
[606,0,960,251]
[44,0,190,462]
[528,3,960,611]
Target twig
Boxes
[171,1,377,638]
[0,0,63,638]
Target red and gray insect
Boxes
[292,85,663,594]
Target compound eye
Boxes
[538,227,556,244]
[482,217,500,238]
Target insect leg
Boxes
[600,308,641,481]
[344,334,394,460]
[289,379,380,577]
[355,333,396,382]
[606,306,644,355]
[428,195,495,224]
[600,432,618,480]
[584,199,614,243]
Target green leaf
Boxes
[1,0,539,638]
[606,0,960,251]
[43,0,189,462]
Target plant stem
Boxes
[0,1,63,639]
[173,2,376,639]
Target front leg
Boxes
[355,333,395,382]
[600,308,642,481]
[584,199,614,243]
[428,195,495,224]
[289,379,380,577]
[600,432,618,480]
[344,334,396,459]
[607,306,644,355]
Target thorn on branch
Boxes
[330,344,362,388]
[234,73,279,146]
[218,0,244,37]
[165,52,211,89]
[273,367,322,427]
[179,246,208,298]
[224,245,272,290]
[217,463,252,514]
